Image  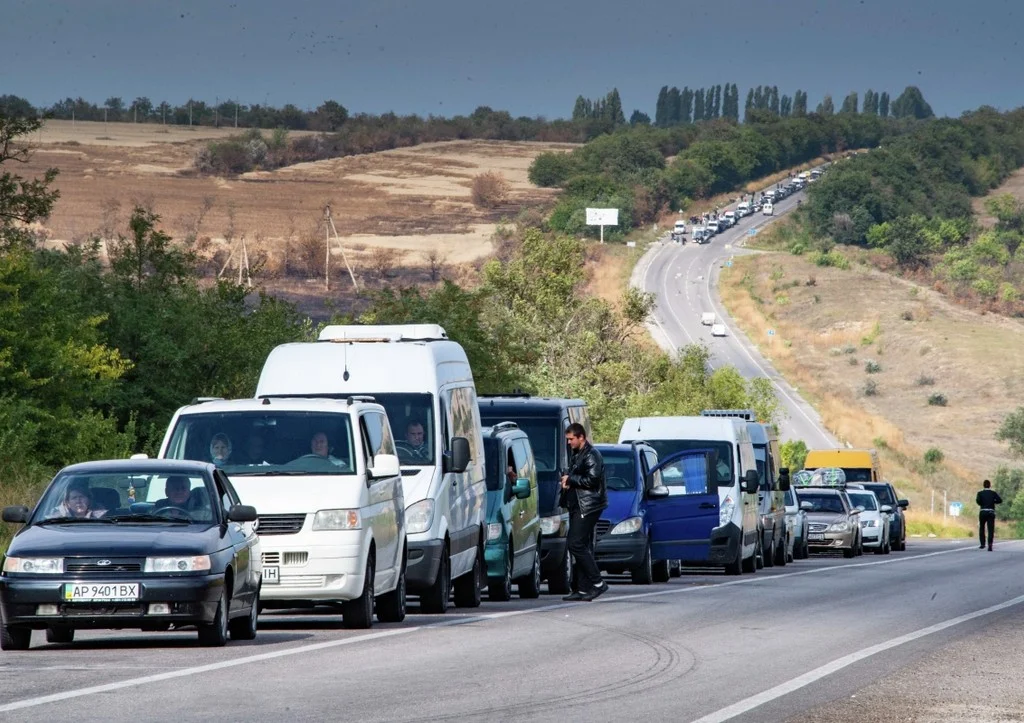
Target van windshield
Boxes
[480,415,559,473]
[164,411,356,476]
[601,450,637,491]
[635,440,733,486]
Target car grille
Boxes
[257,514,306,535]
[595,520,611,538]
[262,552,308,566]
[65,559,143,573]
[262,552,280,565]
[808,523,828,533]
[279,575,326,588]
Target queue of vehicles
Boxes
[1,321,908,651]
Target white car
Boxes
[762,202,774,216]
[784,486,809,560]
[673,220,687,236]
[847,487,892,554]
[706,220,721,234]
[711,323,727,337]
[701,312,716,326]
[724,211,737,225]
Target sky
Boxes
[2,0,1023,119]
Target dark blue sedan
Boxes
[1,459,261,650]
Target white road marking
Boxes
[0,542,990,713]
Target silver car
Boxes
[784,487,808,560]
[799,488,862,558]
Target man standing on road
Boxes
[561,423,609,602]
[976,479,1002,551]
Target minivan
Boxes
[745,418,789,568]
[255,324,487,614]
[618,416,761,574]
[478,395,590,594]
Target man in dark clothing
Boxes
[561,423,609,602]
[976,479,1002,551]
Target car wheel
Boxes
[517,549,542,599]
[488,545,513,601]
[842,545,856,559]
[419,543,450,614]
[343,553,376,629]
[631,541,654,585]
[45,626,75,645]
[198,587,230,647]
[376,553,407,623]
[229,586,259,641]
[775,537,787,567]
[669,560,682,578]
[0,624,31,651]
[453,542,483,608]
[763,534,775,568]
[755,537,764,570]
[742,541,758,574]
[548,547,574,595]
[652,559,671,583]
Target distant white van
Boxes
[673,220,687,235]
[618,416,760,574]
[254,324,487,614]
[701,312,716,326]
[762,202,774,216]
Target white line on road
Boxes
[0,542,993,713]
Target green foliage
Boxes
[0,113,60,251]
[780,439,809,471]
[863,379,878,396]
[810,249,850,269]
[927,392,948,406]
[890,86,934,120]
[923,447,944,464]
[992,466,1024,521]
[865,360,881,374]
[996,406,1024,458]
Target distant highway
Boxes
[632,184,838,448]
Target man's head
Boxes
[984,479,992,489]
[311,432,330,457]
[406,423,425,447]
[165,475,191,506]
[565,423,588,452]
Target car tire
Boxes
[453,542,483,608]
[45,626,75,644]
[198,588,230,647]
[652,559,671,583]
[742,541,758,574]
[754,537,764,570]
[229,586,259,641]
[376,553,407,623]
[488,546,513,601]
[775,537,787,567]
[725,545,743,575]
[517,549,542,599]
[547,548,574,595]
[669,560,682,578]
[842,546,856,559]
[0,624,31,651]
[419,543,450,614]
[763,534,775,568]
[342,552,375,629]
[631,541,654,585]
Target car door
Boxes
[644,450,720,563]
[360,410,401,592]
[221,472,262,600]
[213,470,252,614]
[510,438,538,577]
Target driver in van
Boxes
[404,422,429,459]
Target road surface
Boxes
[632,186,837,448]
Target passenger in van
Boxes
[245,433,270,465]
[210,433,233,466]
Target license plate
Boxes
[263,566,280,584]
[808,533,825,541]
[63,582,139,602]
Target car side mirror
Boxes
[853,506,864,514]
[897,499,909,509]
[743,469,760,494]
[799,501,813,511]
[446,437,471,474]
[880,505,893,513]
[513,478,531,500]
[227,504,258,523]
[369,453,400,479]
[778,468,791,492]
[2,506,29,524]
[648,486,670,499]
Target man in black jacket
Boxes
[976,479,1003,551]
[561,423,609,602]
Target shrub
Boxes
[901,310,914,321]
[528,151,577,187]
[923,447,944,464]
[810,249,850,269]
[865,360,881,373]
[916,374,935,386]
[471,172,511,209]
[927,392,947,406]
[863,379,878,396]
[848,356,859,365]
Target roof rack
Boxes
[479,392,532,399]
[701,409,756,420]
[346,395,377,406]
[792,467,847,489]
[486,421,520,435]
[318,324,448,343]
[189,397,225,406]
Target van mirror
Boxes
[448,437,470,474]
[512,478,531,500]
[227,504,258,523]
[648,486,670,499]
[799,500,813,511]
[743,469,760,494]
[778,468,791,492]
[897,499,909,509]
[369,453,400,479]
[2,506,29,524]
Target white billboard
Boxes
[585,208,619,226]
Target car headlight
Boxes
[3,557,64,574]
[862,519,878,528]
[539,515,563,535]
[405,500,434,534]
[829,522,850,532]
[610,517,643,535]
[144,555,212,573]
[486,522,503,541]
[719,495,735,527]
[313,509,362,531]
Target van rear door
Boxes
[644,450,719,564]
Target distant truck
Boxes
[671,219,687,243]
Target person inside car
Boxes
[309,431,348,468]
[210,433,232,466]
[155,475,192,510]
[403,422,429,459]
[50,481,108,519]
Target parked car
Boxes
[160,396,407,628]
[593,442,672,584]
[858,482,908,550]
[797,484,863,558]
[481,423,542,600]
[692,226,708,244]
[846,486,891,554]
[762,202,774,216]
[784,486,809,560]
[724,210,737,226]
[0,459,261,650]
[707,219,721,234]
[479,395,591,594]
[255,323,486,614]
[701,312,716,326]
[711,323,727,337]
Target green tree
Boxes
[0,113,60,250]
[694,89,705,123]
[667,87,681,125]
[527,151,577,187]
[655,86,669,127]
[315,100,349,130]
[840,91,859,114]
[793,90,808,117]
[629,110,651,126]
[780,440,809,471]
[572,95,590,121]
[104,96,124,121]
[997,407,1024,458]
[991,466,1024,520]
[879,91,891,117]
[744,88,755,120]
[816,94,835,115]
[863,89,879,115]
[890,86,934,119]
[606,88,626,126]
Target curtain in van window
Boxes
[662,454,711,495]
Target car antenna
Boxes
[343,342,350,382]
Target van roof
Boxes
[318,324,448,342]
[619,416,749,444]
[479,396,587,414]
[173,396,382,416]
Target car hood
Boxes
[806,512,847,525]
[230,474,395,513]
[10,523,222,558]
[603,489,640,523]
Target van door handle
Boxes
[698,503,716,509]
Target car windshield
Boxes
[840,467,873,482]
[799,493,846,514]
[863,484,896,506]
[640,440,733,486]
[32,471,218,524]
[848,492,878,511]
[164,411,356,475]
[601,450,637,491]
[480,415,559,472]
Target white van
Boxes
[159,397,407,628]
[673,219,687,236]
[701,312,716,326]
[618,416,760,574]
[762,202,774,216]
[254,324,486,614]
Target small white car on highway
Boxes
[710,324,727,337]
[701,312,716,326]
[847,486,892,554]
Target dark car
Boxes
[593,442,674,584]
[478,395,590,594]
[0,459,260,650]
[859,482,909,551]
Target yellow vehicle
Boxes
[803,449,881,483]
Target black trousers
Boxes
[567,509,603,593]
[979,511,996,548]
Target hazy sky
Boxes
[2,0,1022,119]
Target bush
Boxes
[901,310,914,321]
[927,392,948,406]
[528,151,577,187]
[916,374,935,386]
[471,172,511,209]
[810,249,850,269]
[863,379,878,396]
[865,360,881,374]
[923,447,944,464]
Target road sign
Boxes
[767,329,775,336]
[585,208,619,244]
[949,502,963,517]
[747,228,758,236]
[726,260,733,267]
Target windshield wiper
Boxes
[231,470,311,476]
[105,513,192,524]
[36,517,117,525]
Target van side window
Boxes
[642,450,661,489]
[511,438,531,481]
[659,454,710,495]
[447,387,482,463]
[361,412,396,459]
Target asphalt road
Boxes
[631,185,837,448]
[2,540,1022,721]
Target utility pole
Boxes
[323,205,358,292]
[189,101,192,127]
[234,101,238,128]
